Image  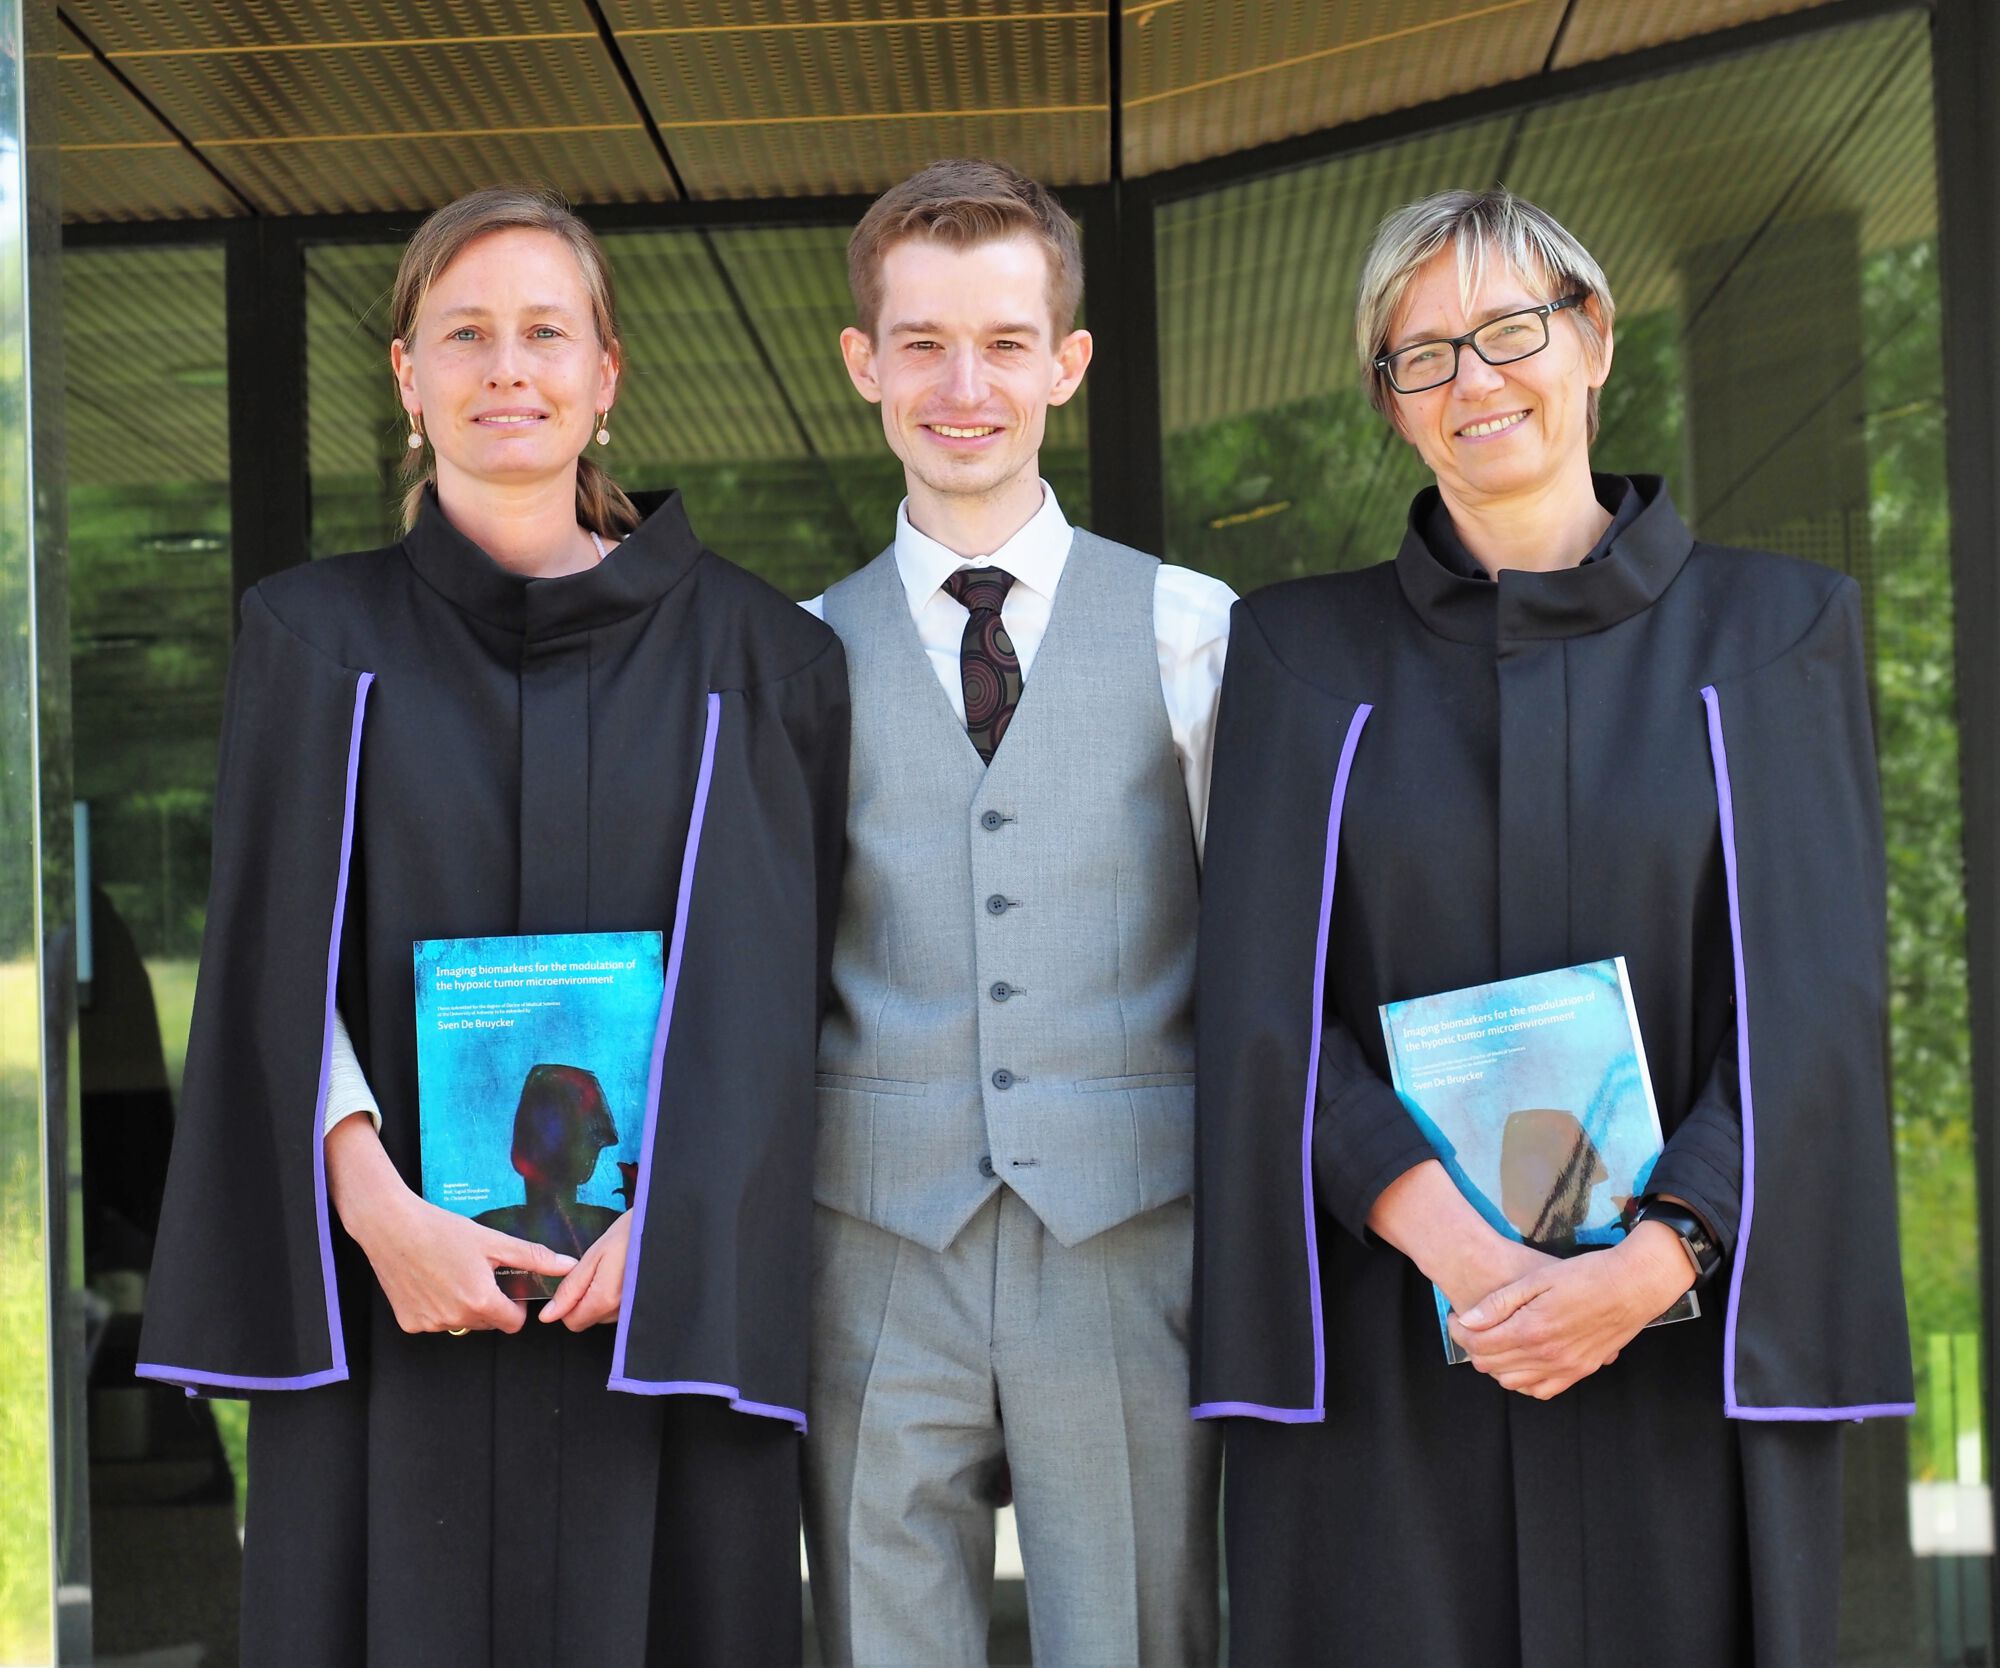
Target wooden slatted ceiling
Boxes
[56,0,1859,220]
[1121,0,1568,178]
[61,10,1936,502]
[607,1,1107,198]
[57,0,674,217]
[1550,0,1835,68]
[56,48,243,220]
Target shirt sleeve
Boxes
[322,1006,382,1137]
[1153,564,1238,862]
[797,594,826,621]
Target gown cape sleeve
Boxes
[1191,577,1914,1423]
[135,589,369,1392]
[137,579,848,1427]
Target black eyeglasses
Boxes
[1374,293,1589,394]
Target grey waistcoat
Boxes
[816,529,1198,1252]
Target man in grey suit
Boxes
[800,160,1232,1667]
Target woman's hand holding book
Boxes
[326,1112,579,1335]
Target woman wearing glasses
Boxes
[1193,188,1912,1666]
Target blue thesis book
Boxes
[413,930,664,1299]
[1379,956,1700,1363]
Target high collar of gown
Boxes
[402,483,704,639]
[1393,472,1695,645]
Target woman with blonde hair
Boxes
[138,186,847,1665]
[1193,187,1912,1665]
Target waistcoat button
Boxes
[985,894,1010,915]
[990,982,1011,1002]
[977,1154,996,1179]
[980,809,1006,831]
[991,1069,1014,1090]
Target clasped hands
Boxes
[1370,1159,1697,1401]
[1439,1222,1694,1399]
[325,1114,631,1336]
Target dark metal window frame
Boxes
[1934,3,2000,1656]
[59,0,1994,1647]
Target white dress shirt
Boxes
[801,483,1236,856]
[326,1009,381,1135]
[327,485,1234,1136]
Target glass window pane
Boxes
[65,240,242,1663]
[305,241,405,558]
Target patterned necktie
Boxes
[941,566,1022,764]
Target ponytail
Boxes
[576,455,641,538]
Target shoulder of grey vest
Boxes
[821,544,898,635]
[1065,524,1164,571]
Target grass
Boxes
[0,1099,54,1662]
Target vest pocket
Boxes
[1074,1070,1196,1092]
[1072,1075,1196,1216]
[812,1082,878,1222]
[814,1070,924,1096]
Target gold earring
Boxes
[407,413,424,451]
[595,411,611,447]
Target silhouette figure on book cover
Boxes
[474,1062,623,1296]
[1498,1107,1627,1250]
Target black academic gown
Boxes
[1193,476,1913,1668]
[136,490,848,1667]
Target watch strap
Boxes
[1626,1199,1722,1285]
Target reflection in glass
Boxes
[64,242,243,1663]
[1157,14,1982,1661]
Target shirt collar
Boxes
[893,480,1073,615]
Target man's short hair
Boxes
[847,159,1084,339]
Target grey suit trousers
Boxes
[802,1191,1220,1667]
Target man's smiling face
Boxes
[840,233,1089,512]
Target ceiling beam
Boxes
[58,6,259,216]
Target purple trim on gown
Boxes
[1702,684,1914,1423]
[138,670,375,1395]
[1194,702,1372,1424]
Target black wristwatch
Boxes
[1624,1199,1722,1286]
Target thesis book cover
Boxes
[1378,956,1700,1363]
[413,930,664,1299]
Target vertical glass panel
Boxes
[1158,13,1982,1660]
[306,223,1090,595]
[64,241,241,1664]
[0,1,58,1656]
[305,240,406,559]
[1158,120,1511,589]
